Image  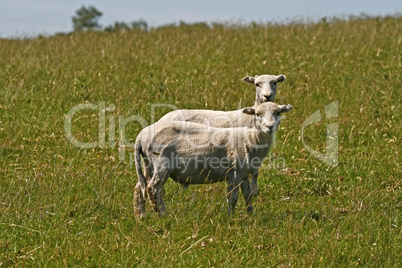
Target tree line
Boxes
[71,5,400,34]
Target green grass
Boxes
[0,16,401,266]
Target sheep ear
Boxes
[279,104,293,113]
[276,75,286,82]
[242,107,256,115]
[243,76,255,84]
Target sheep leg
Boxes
[143,157,153,185]
[181,184,189,190]
[134,182,146,218]
[250,170,259,198]
[240,179,254,214]
[146,169,168,215]
[156,180,167,215]
[226,174,240,215]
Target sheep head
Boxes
[243,102,293,134]
[243,74,286,104]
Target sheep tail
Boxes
[134,139,147,217]
[135,140,147,191]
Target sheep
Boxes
[157,74,286,197]
[158,74,286,127]
[134,102,293,218]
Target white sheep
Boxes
[157,74,286,196]
[158,74,286,127]
[134,102,293,217]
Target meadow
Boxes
[0,16,401,266]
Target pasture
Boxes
[0,16,401,266]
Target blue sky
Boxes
[0,0,401,37]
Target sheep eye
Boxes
[255,83,260,87]
[273,81,277,85]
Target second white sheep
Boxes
[134,102,293,217]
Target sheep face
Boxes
[243,102,293,135]
[243,74,286,104]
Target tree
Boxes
[104,21,131,32]
[131,19,148,31]
[72,6,103,31]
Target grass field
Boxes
[0,16,401,266]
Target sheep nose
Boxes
[264,94,272,101]
[266,126,274,133]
